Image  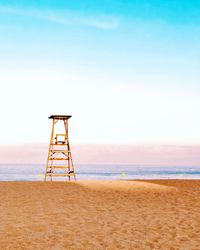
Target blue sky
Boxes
[0,0,200,145]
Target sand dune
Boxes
[0,180,200,249]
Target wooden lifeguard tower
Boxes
[45,115,76,181]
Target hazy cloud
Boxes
[1,143,200,165]
[0,5,119,29]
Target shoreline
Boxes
[1,178,200,182]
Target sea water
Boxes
[0,164,200,181]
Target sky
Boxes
[0,0,200,157]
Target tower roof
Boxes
[48,115,72,120]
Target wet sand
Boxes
[0,180,200,249]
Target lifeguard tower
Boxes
[45,115,76,181]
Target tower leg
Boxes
[45,119,55,181]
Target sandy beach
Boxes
[0,180,200,249]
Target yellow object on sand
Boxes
[39,173,45,178]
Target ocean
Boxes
[0,164,200,181]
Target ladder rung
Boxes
[46,173,75,177]
[47,166,68,169]
[49,158,69,161]
[50,150,70,152]
[51,144,67,146]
